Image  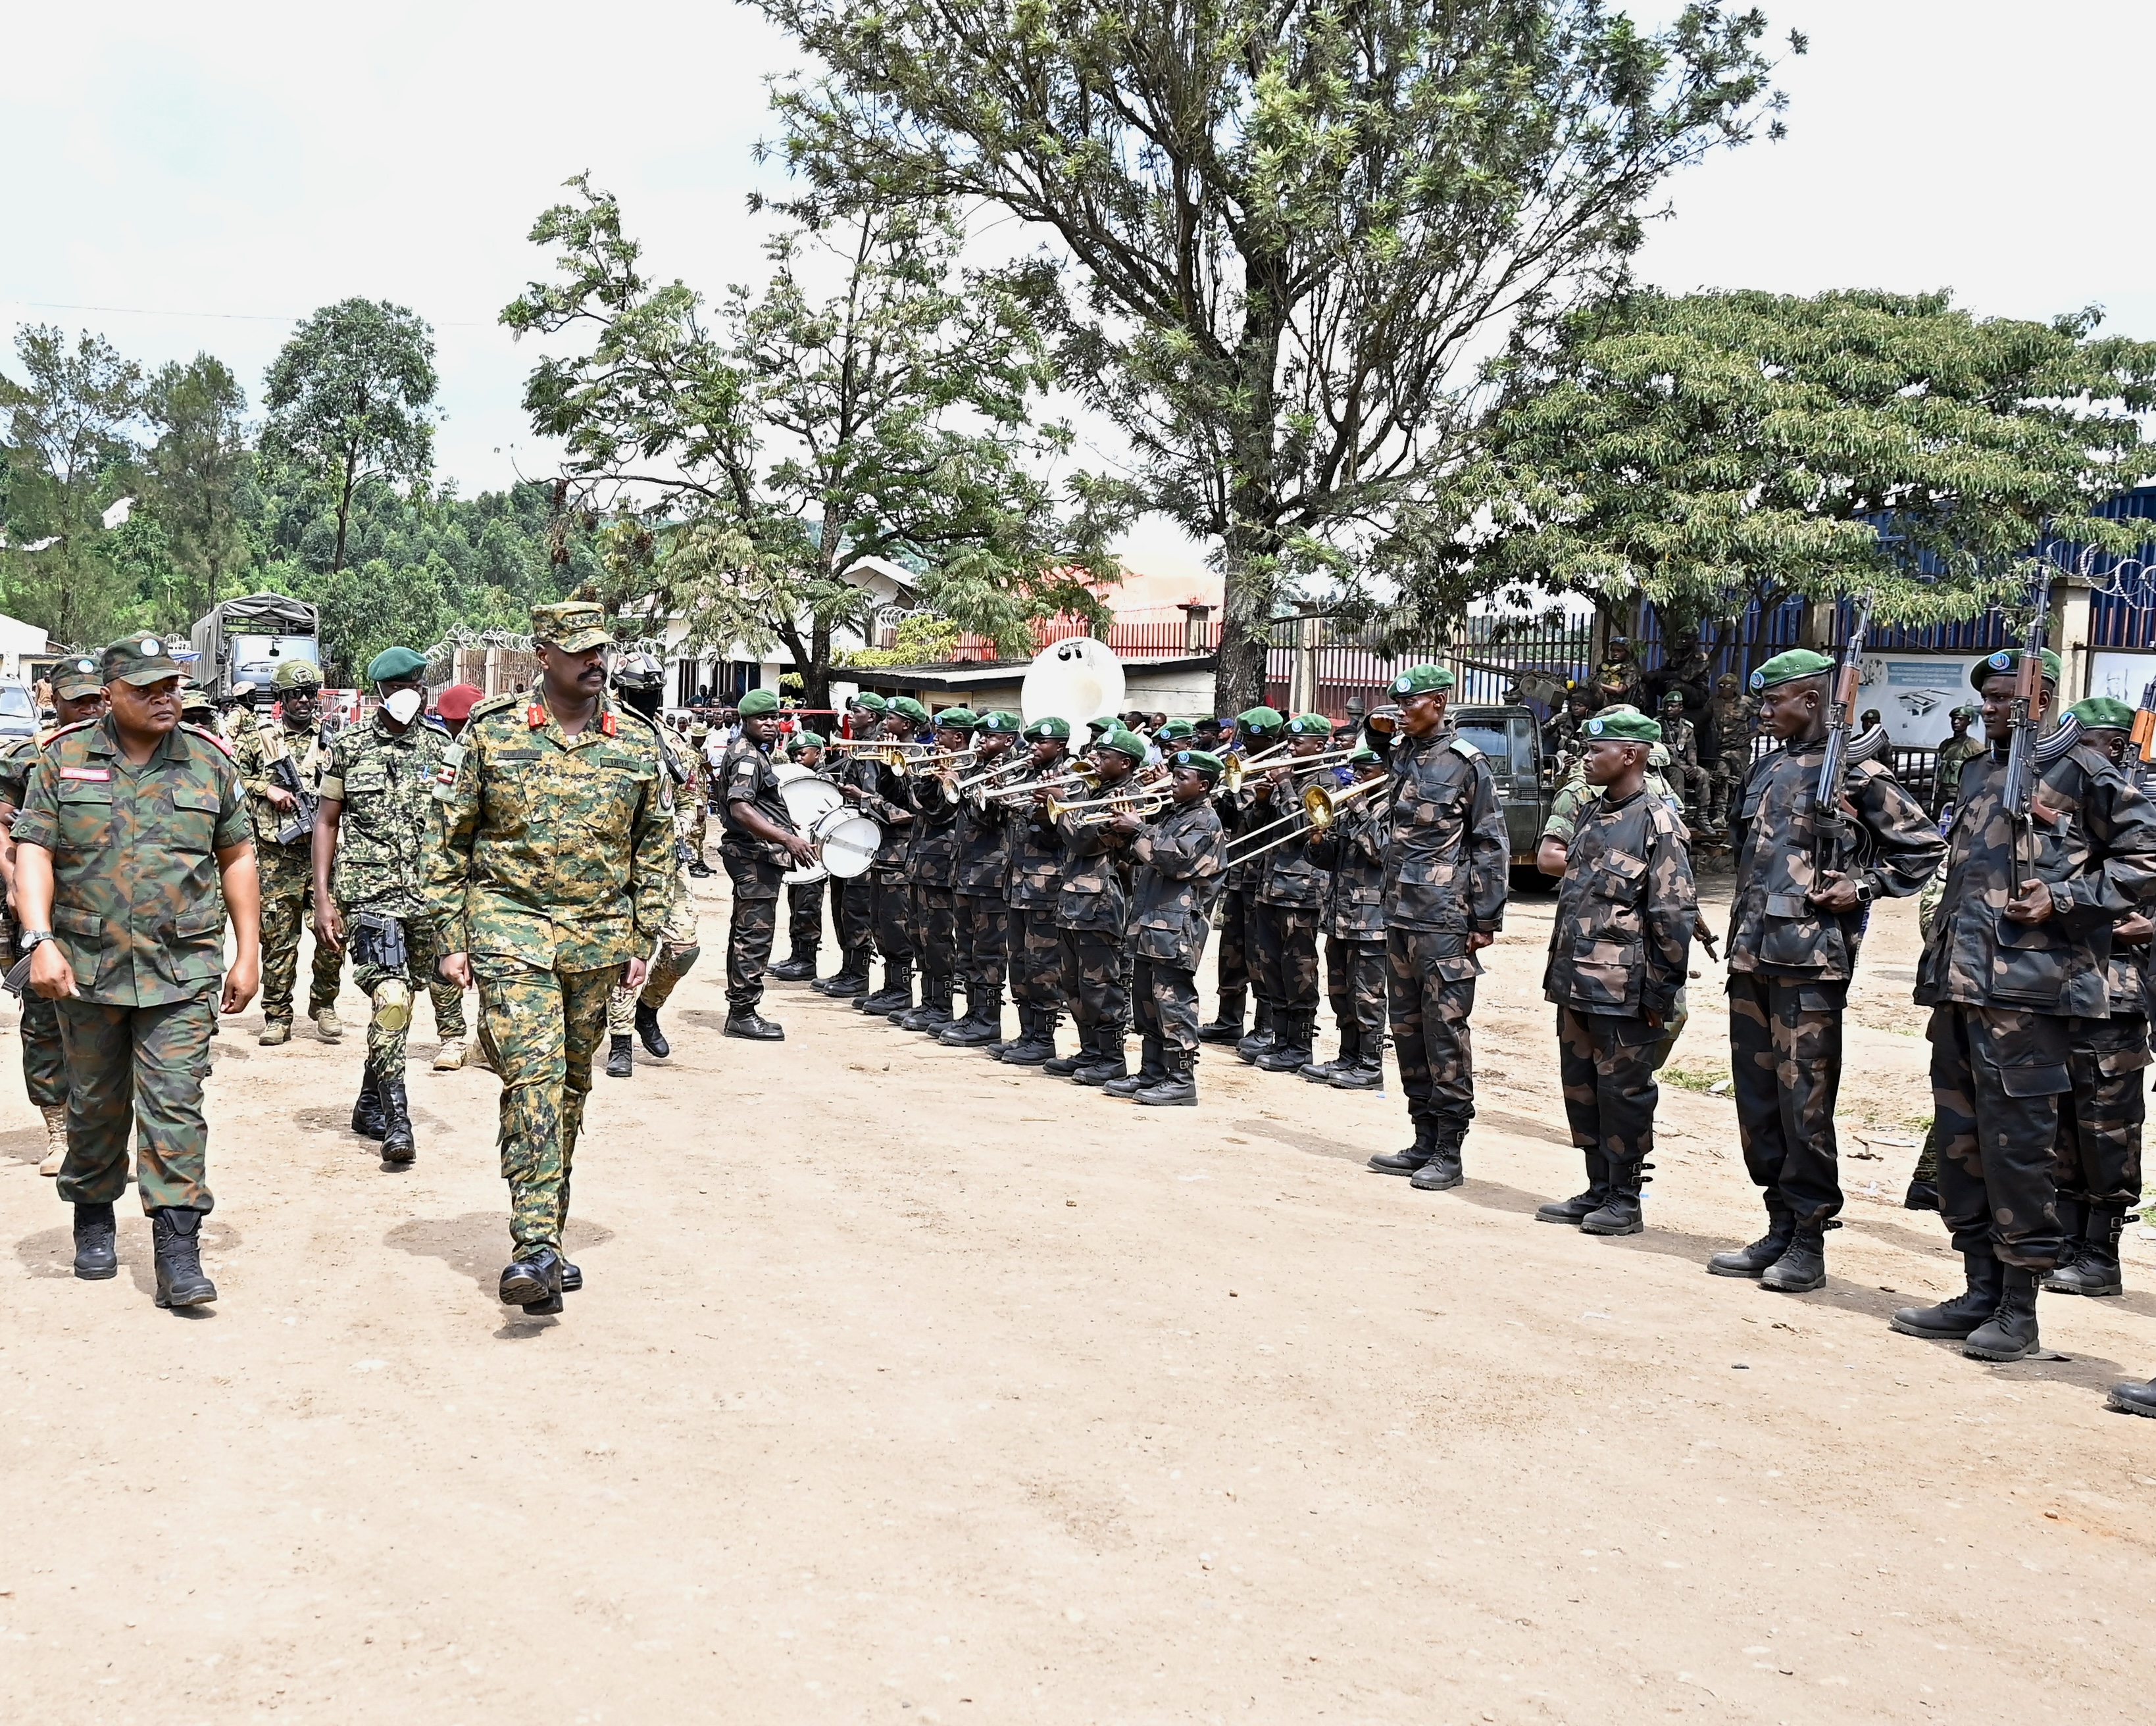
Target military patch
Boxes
[1747,670,1765,691]
[60,766,111,781]
[1586,718,1603,736]
[1988,650,2013,669]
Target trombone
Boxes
[1225,744,1363,792]
[1219,739,1293,793]
[984,762,1101,802]
[1226,774,1391,865]
[953,754,1031,795]
[1046,770,1171,823]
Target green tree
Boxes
[141,354,253,623]
[755,0,1793,708]
[503,181,1130,708]
[1480,289,2156,639]
[262,299,438,577]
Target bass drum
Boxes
[777,767,844,886]
[811,809,882,879]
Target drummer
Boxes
[772,731,834,984]
[716,689,816,1039]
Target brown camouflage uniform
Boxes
[718,735,795,1011]
[1307,786,1390,1070]
[1055,801,1136,1065]
[907,774,964,1018]
[860,753,918,999]
[952,777,1015,1022]
[1251,768,1329,1052]
[1006,762,1070,1017]
[1707,686,1753,827]
[1209,774,1267,1034]
[231,708,342,1025]
[1128,797,1228,1075]
[2057,928,2151,1208]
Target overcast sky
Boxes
[8,2,2153,571]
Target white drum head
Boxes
[813,810,882,879]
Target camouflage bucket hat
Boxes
[101,633,185,687]
[531,599,610,653]
[51,654,103,700]
[273,656,324,691]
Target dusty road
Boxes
[4,872,2155,1724]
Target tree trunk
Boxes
[332,448,357,576]
[1212,248,1290,717]
[1215,526,1273,716]
[806,616,833,714]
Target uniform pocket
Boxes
[2099,1042,2153,1077]
[56,787,113,851]
[168,787,220,854]
[1991,913,2068,1007]
[1590,851,1646,898]
[1568,937,1638,1008]
[168,904,227,983]
[1757,891,1834,970]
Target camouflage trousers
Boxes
[1009,904,1066,1010]
[1708,749,1748,826]
[1324,936,1388,1062]
[954,892,1009,1000]
[912,882,958,990]
[257,839,343,1023]
[786,877,827,958]
[1132,958,1201,1060]
[1252,900,1322,1018]
[723,852,784,1010]
[1926,1002,2069,1268]
[688,805,707,868]
[1214,874,1251,1018]
[1728,974,1848,1229]
[473,956,617,1256]
[352,912,468,1077]
[872,873,914,963]
[1059,924,1130,1039]
[834,875,876,973]
[607,868,702,1033]
[2055,1014,2149,1206]
[1557,1006,1661,1191]
[55,992,216,1214]
[20,989,64,1109]
[1386,929,1477,1135]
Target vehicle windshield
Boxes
[0,685,34,720]
[1453,722,1511,766]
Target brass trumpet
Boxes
[986,762,1101,802]
[1046,769,1171,823]
[953,754,1031,795]
[1218,740,1293,793]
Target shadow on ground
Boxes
[384,1211,616,1296]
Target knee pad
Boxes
[370,978,413,1033]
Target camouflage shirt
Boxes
[1931,733,1985,809]
[1382,729,1509,958]
[424,691,673,971]
[1727,738,1945,980]
[1213,776,1267,889]
[1129,798,1227,969]
[1915,742,2156,1016]
[907,775,964,888]
[861,755,916,875]
[230,710,330,852]
[12,717,250,1007]
[1308,791,1390,941]
[1253,768,1331,910]
[1708,693,1753,762]
[1542,757,1684,847]
[1055,805,1135,933]
[318,712,451,918]
[1661,715,1699,771]
[1543,787,1696,1018]
[1006,759,1070,910]
[954,775,1015,895]
[718,737,795,866]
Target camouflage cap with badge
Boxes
[101,633,185,687]
[530,599,611,652]
[52,654,104,700]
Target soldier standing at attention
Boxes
[813,693,888,999]
[13,635,262,1304]
[1365,665,1508,1192]
[994,716,1074,1065]
[1200,706,1286,1048]
[428,601,673,1316]
[770,729,832,983]
[232,656,343,1045]
[1893,649,2156,1363]
[311,647,466,1168]
[0,655,110,1175]
[1101,747,1227,1104]
[941,710,1022,1045]
[718,687,815,1040]
[897,707,974,1034]
[1706,671,1753,828]
[1534,708,1696,1236]
[1243,712,1337,1075]
[1301,746,1391,1090]
[1049,726,1149,1083]
[683,720,716,877]
[850,697,925,1016]
[1709,650,1943,1290]
[1930,704,1984,816]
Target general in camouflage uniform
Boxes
[312,647,468,1167]
[1706,672,1753,828]
[603,654,703,1075]
[1366,665,1509,1191]
[426,601,673,1316]
[851,698,925,1016]
[811,692,890,999]
[1103,748,1228,1105]
[941,711,1022,1047]
[1709,650,1945,1294]
[717,687,813,1039]
[0,654,109,1174]
[1893,650,2156,1364]
[1201,706,1287,1044]
[13,634,262,1308]
[994,716,1076,1065]
[1243,712,1337,1075]
[1930,704,1984,817]
[1303,748,1391,1090]
[895,707,974,1035]
[1049,727,1149,1083]
[231,656,343,1043]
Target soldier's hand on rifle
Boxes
[264,785,297,812]
[1807,870,1863,914]
[28,939,77,1001]
[314,897,345,953]
[2005,879,2057,925]
[2117,912,2153,944]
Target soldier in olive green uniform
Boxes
[1590,636,1642,710]
[312,647,467,1168]
[426,602,674,1316]
[1930,705,1984,817]
[13,635,263,1307]
[0,654,110,1174]
[1706,671,1752,828]
[231,657,343,1044]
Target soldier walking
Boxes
[12,635,262,1306]
[718,688,815,1040]
[1302,747,1391,1090]
[994,716,1075,1065]
[427,601,674,1316]
[604,654,705,1074]
[941,711,1022,1046]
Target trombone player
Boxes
[1201,706,1288,1047]
[1047,725,1151,1083]
[1243,712,1341,1075]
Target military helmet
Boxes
[273,658,322,692]
[613,653,666,694]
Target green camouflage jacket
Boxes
[318,713,451,918]
[1006,758,1070,910]
[1542,755,1683,847]
[1128,798,1226,969]
[11,716,249,1006]
[1055,803,1135,933]
[1383,729,1509,962]
[1308,791,1390,941]
[230,710,329,851]
[1543,786,1696,1018]
[423,691,672,971]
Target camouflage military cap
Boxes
[1749,649,1834,692]
[933,706,979,730]
[530,599,610,652]
[789,730,827,752]
[272,657,323,691]
[51,654,103,699]
[101,633,185,687]
[1582,709,1661,743]
[851,691,888,713]
[1173,748,1225,779]
[1716,672,1741,689]
[738,688,780,716]
[1096,726,1147,762]
[2067,695,2136,733]
[180,683,214,718]
[1390,664,1455,697]
[367,646,430,683]
[688,720,711,739]
[1157,718,1195,741]
[1286,712,1332,738]
[1970,647,2062,691]
[1949,704,1977,722]
[887,697,931,725]
[1022,716,1072,742]
[978,710,1024,735]
[1236,705,1286,734]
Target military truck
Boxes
[1448,703,1553,875]
[189,591,322,699]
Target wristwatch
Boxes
[16,929,53,951]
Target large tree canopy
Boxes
[756,0,1792,705]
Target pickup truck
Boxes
[1447,703,1554,875]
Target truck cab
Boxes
[1447,703,1552,871]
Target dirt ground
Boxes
[5,868,2155,1725]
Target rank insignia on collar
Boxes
[527,704,546,729]
[600,711,617,737]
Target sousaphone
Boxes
[1020,637,1125,735]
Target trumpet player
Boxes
[1303,747,1391,1090]
[849,697,927,1017]
[893,706,974,1035]
[1201,706,1287,1046]
[1243,712,1339,1075]
[1048,726,1151,1084]
[996,717,1077,1066]
[942,710,1024,1047]
[813,692,887,1000]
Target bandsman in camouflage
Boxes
[771,730,832,984]
[811,692,890,1000]
[0,654,110,1173]
[1049,726,1149,1083]
[895,706,974,1035]
[993,714,1075,1065]
[1893,647,2156,1365]
[231,654,344,1043]
[1533,707,1696,1237]
[1302,747,1391,1090]
[1706,670,1753,827]
[1930,704,1984,817]
[311,647,468,1168]
[426,600,674,1317]
[13,633,263,1308]
[1201,705,1286,1045]
[1243,712,1337,1075]
[941,710,1023,1047]
[848,696,926,1016]
[1366,664,1510,1191]
[718,687,815,1039]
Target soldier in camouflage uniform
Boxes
[1590,635,1642,710]
[770,730,832,983]
[1049,727,1149,1083]
[311,647,467,1168]
[604,654,705,1074]
[1929,704,1984,818]
[718,687,814,1039]
[1201,706,1287,1045]
[1101,747,1228,1104]
[1302,747,1391,1090]
[941,710,1022,1046]
[1543,686,1599,773]
[813,693,890,999]
[895,707,974,1034]
[14,633,262,1307]
[1244,712,1337,1075]
[684,720,715,876]
[1705,671,1753,827]
[1532,708,1697,1236]
[0,654,109,1175]
[1658,691,1706,816]
[427,601,674,1316]
[995,716,1075,1065]
[1893,648,2156,1364]
[850,697,925,1016]
[1365,665,1510,1191]
[231,656,344,1044]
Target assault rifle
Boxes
[2000,567,2059,882]
[269,752,317,847]
[2132,674,2156,792]
[1812,597,1874,887]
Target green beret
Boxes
[2068,696,2136,733]
[1157,718,1195,741]
[1348,745,1382,765]
[933,706,978,730]
[978,710,1024,735]
[1970,647,2063,691]
[1097,726,1148,762]
[887,697,931,725]
[1749,650,1834,693]
[1236,705,1285,734]
[367,646,430,683]
[738,688,780,716]
[1173,748,1224,779]
[788,730,826,752]
[1659,690,1686,708]
[1022,716,1072,742]
[1390,664,1455,697]
[1287,712,1333,738]
[1582,710,1661,743]
[851,691,888,713]
[51,654,103,699]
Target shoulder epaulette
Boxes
[423,714,450,734]
[468,693,521,723]
[179,722,237,756]
[1446,735,1482,760]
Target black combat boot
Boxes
[378,1076,416,1168]
[1003,1008,1057,1066]
[1708,1206,1796,1279]
[814,952,870,997]
[150,1208,217,1309]
[2044,1203,2126,1296]
[858,959,913,1016]
[1198,991,1247,1045]
[1105,1036,1166,1098]
[1074,1025,1128,1086]
[983,999,1027,1058]
[1235,1006,1276,1065]
[605,1035,634,1079]
[1891,1251,2005,1341]
[1369,1116,1438,1175]
[1536,1154,1611,1225]
[1409,1129,1465,1192]
[1903,1179,1940,1212]
[1256,1012,1315,1073]
[634,1001,671,1058]
[1301,1020,1355,1083]
[899,976,955,1032]
[1329,1053,1383,1091]
[2108,1377,2156,1418]
[2047,1196,2089,1280]
[769,947,818,983]
[1580,1162,1643,1235]
[1761,1227,1826,1293]
[71,1201,118,1280]
[725,1008,786,1041]
[499,1245,564,1314]
[1043,1019,1093,1077]
[1963,1264,2042,1362]
[351,1074,386,1140]
[560,1262,584,1293]
[1136,1050,1198,1107]
[945,983,1004,1046]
